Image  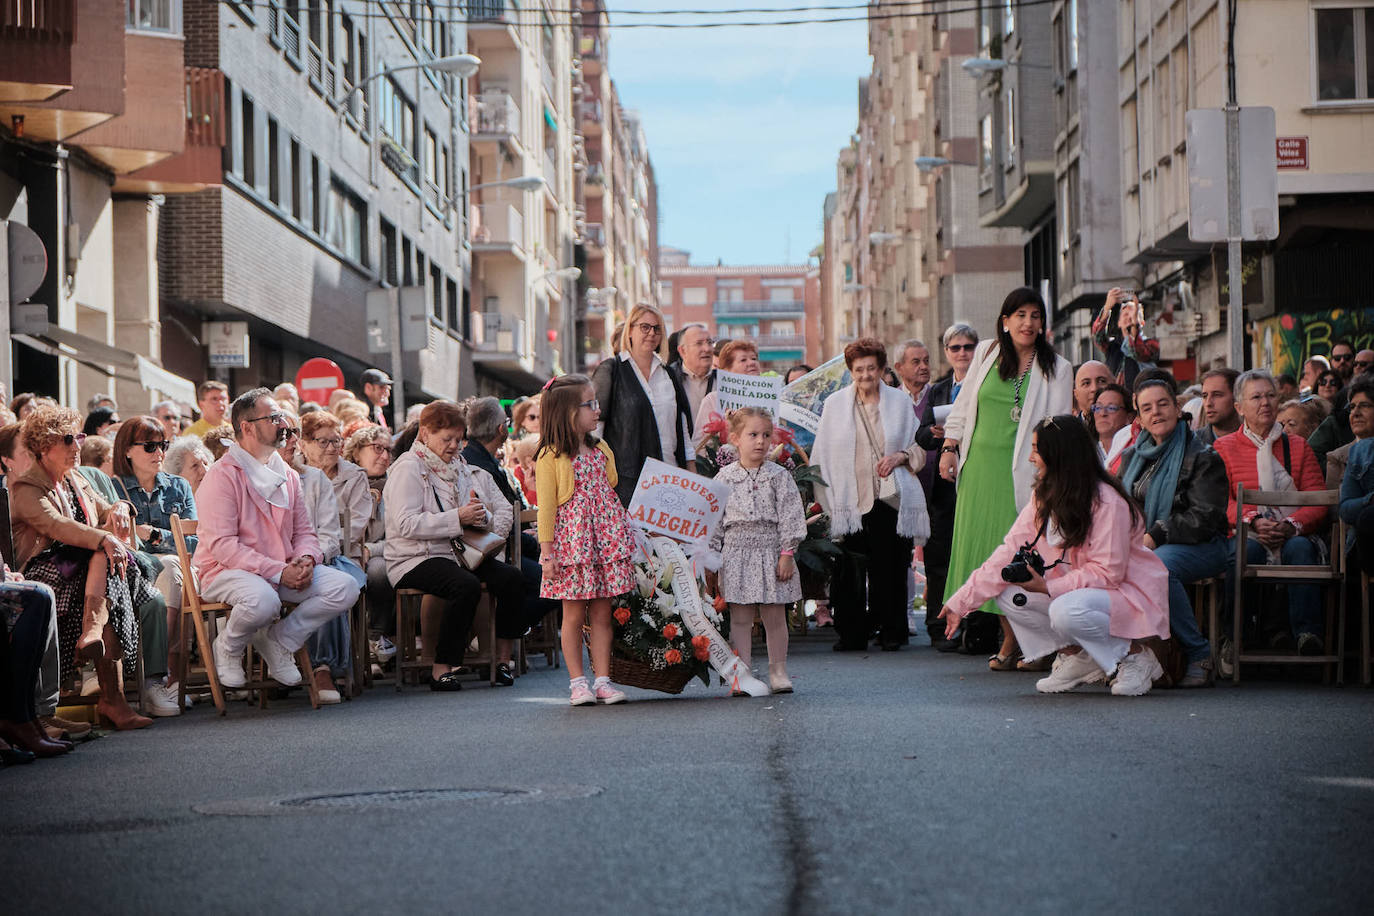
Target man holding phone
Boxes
[1092,287,1159,389]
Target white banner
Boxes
[626,459,732,546]
[652,536,770,697]
[716,370,782,414]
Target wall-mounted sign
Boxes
[1276,136,1308,170]
[205,320,250,368]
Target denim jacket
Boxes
[1339,438,1374,548]
[114,471,197,554]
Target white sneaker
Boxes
[141,680,183,717]
[1035,651,1107,693]
[1110,648,1163,696]
[593,680,626,705]
[80,668,99,697]
[213,637,248,688]
[251,628,303,686]
[371,635,396,661]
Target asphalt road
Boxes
[4,636,1372,915]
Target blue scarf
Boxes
[1120,422,1187,529]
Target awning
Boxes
[543,105,557,130]
[14,324,197,404]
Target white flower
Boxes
[658,562,676,590]
[640,613,656,626]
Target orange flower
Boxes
[664,649,682,665]
[713,595,727,612]
[613,607,631,625]
[694,646,710,662]
[662,623,678,639]
[691,634,709,649]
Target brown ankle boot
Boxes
[75,594,110,662]
[95,659,152,731]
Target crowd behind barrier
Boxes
[0,289,1372,766]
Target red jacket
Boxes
[1212,428,1328,536]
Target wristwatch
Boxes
[940,445,959,455]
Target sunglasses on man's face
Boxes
[135,440,170,453]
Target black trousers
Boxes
[366,555,396,636]
[1,585,55,723]
[834,501,914,648]
[396,556,527,666]
[922,507,955,635]
[1357,502,1374,577]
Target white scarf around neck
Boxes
[227,443,292,509]
[1243,423,1294,493]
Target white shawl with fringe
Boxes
[813,383,929,544]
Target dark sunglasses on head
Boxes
[62,433,88,447]
[135,440,170,453]
[946,343,976,353]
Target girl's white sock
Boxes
[570,675,589,689]
[592,675,610,689]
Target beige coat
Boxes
[9,465,118,570]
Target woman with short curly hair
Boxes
[9,406,159,729]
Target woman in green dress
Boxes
[938,288,1073,669]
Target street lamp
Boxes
[471,175,547,193]
[868,232,901,246]
[537,267,581,283]
[842,283,865,293]
[959,57,1054,77]
[915,156,951,172]
[334,54,481,109]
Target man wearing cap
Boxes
[360,368,392,431]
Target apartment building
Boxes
[574,0,660,372]
[1120,0,1374,376]
[468,0,578,396]
[658,251,812,371]
[1,0,198,409]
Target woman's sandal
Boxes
[988,651,1022,671]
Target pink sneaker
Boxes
[594,682,626,705]
[569,682,596,706]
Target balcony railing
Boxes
[185,67,226,147]
[577,99,603,124]
[1,0,72,37]
[582,222,604,248]
[713,299,805,316]
[471,311,526,356]
[471,202,523,248]
[466,0,519,25]
[756,334,807,350]
[474,92,519,137]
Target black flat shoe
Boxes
[880,641,902,652]
[494,663,515,687]
[429,670,464,692]
[0,739,36,766]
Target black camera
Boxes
[1001,544,1046,585]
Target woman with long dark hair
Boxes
[938,288,1072,667]
[938,416,1170,695]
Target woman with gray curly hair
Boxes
[164,436,214,495]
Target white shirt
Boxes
[620,351,695,464]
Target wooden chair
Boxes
[1231,486,1346,684]
[392,584,497,689]
[1190,576,1223,669]
[513,505,560,670]
[171,515,321,715]
[338,504,369,698]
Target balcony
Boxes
[713,299,806,319]
[584,161,605,196]
[472,92,521,154]
[470,201,526,258]
[577,99,603,134]
[582,221,605,249]
[466,0,520,49]
[121,67,225,193]
[472,311,527,358]
[579,34,603,74]
[756,334,807,350]
[0,0,75,102]
[75,30,188,177]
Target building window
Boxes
[401,236,414,286]
[310,154,323,232]
[127,0,180,33]
[979,113,993,189]
[326,179,366,265]
[1066,0,1078,71]
[290,138,303,220]
[843,262,852,283]
[1314,6,1374,101]
[267,117,281,205]
[1004,88,1016,159]
[659,280,673,302]
[446,277,459,331]
[1003,0,1015,38]
[380,219,397,286]
[378,77,417,178]
[424,126,440,203]
[431,264,443,321]
[682,287,708,307]
[240,94,256,187]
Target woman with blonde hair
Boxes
[591,303,695,505]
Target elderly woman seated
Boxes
[164,435,214,495]
[8,406,158,729]
[299,410,372,556]
[277,411,363,703]
[346,424,395,655]
[383,400,529,690]
[1115,375,1230,686]
[1339,378,1374,580]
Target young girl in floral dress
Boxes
[536,374,637,706]
[706,408,808,694]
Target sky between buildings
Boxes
[609,1,870,266]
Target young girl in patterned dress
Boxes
[706,408,808,694]
[535,375,637,706]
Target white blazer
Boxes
[942,338,1073,509]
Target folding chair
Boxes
[1231,486,1346,685]
[338,504,368,697]
[1190,576,1222,667]
[513,505,560,670]
[171,515,321,715]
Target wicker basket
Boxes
[609,653,696,694]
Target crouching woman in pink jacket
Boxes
[939,415,1171,696]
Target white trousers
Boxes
[995,586,1131,675]
[202,565,360,654]
[155,554,183,610]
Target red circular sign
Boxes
[294,357,346,407]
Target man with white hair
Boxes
[1213,369,1329,661]
[193,388,360,687]
[151,400,182,441]
[669,323,716,418]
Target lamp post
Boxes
[959,57,1054,77]
[333,54,481,112]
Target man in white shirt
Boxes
[670,323,717,419]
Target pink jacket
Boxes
[191,457,322,588]
[946,483,1169,640]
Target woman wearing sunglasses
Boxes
[8,406,159,730]
[111,417,197,716]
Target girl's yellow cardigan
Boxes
[535,439,618,544]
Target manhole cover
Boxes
[195,784,601,817]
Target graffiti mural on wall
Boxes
[1252,308,1374,377]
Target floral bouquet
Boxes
[610,548,730,690]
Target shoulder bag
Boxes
[433,483,504,570]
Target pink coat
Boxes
[946,483,1169,640]
[192,457,322,588]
